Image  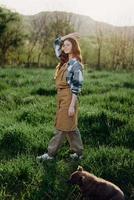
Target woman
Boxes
[36,32,84,161]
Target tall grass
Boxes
[0,68,134,199]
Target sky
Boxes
[0,0,134,26]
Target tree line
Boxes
[0,6,134,70]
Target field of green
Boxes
[0,67,134,200]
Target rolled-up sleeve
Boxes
[71,63,84,96]
[53,36,63,59]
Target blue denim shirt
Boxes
[53,36,84,96]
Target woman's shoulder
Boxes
[68,58,84,71]
[68,58,80,65]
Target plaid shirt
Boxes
[53,36,84,96]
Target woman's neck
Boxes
[68,54,76,61]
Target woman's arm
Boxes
[61,32,80,41]
[68,93,77,117]
[68,62,84,117]
[53,33,80,59]
[70,93,77,107]
[71,63,84,95]
[53,36,63,59]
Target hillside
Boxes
[22,11,134,37]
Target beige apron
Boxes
[54,62,79,131]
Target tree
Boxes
[26,11,75,67]
[95,23,104,69]
[109,28,129,70]
[0,7,24,66]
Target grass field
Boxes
[0,67,134,200]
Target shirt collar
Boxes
[68,58,77,65]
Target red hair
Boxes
[59,37,83,68]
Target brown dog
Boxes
[67,166,125,200]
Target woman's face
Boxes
[62,40,72,54]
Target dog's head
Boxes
[67,166,87,186]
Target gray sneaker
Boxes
[70,153,83,160]
[36,153,54,161]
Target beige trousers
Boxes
[47,128,84,157]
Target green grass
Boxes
[0,67,134,200]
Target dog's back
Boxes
[67,166,125,200]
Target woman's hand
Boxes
[68,93,77,117]
[68,105,75,117]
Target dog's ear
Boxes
[79,175,86,185]
[77,165,83,171]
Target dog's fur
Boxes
[67,166,125,200]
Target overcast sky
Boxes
[0,0,134,26]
